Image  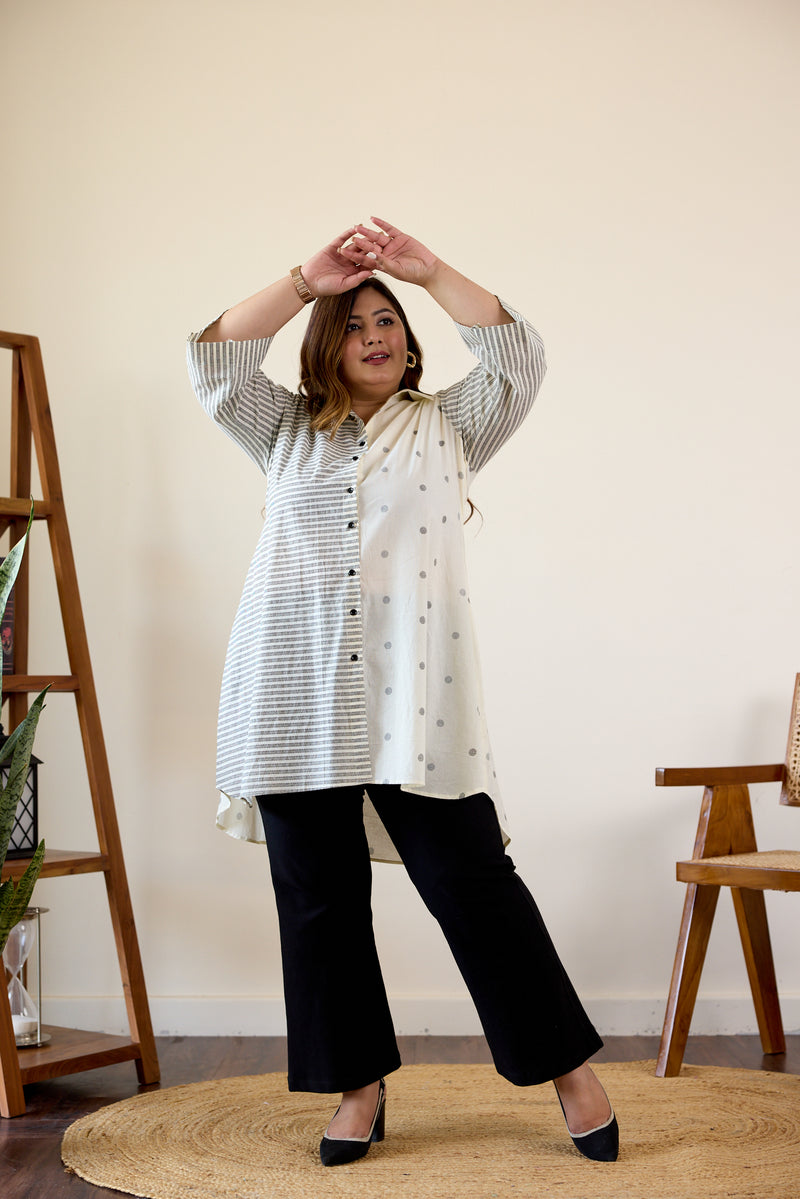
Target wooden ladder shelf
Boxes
[0,331,159,1117]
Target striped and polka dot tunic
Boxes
[187,303,545,862]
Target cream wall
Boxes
[1,0,799,1038]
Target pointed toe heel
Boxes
[568,1109,619,1162]
[319,1078,386,1167]
[556,1084,619,1162]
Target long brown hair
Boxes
[299,278,424,436]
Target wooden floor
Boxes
[2,1034,798,1199]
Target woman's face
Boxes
[339,287,408,406]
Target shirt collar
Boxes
[388,388,431,405]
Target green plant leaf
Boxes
[0,838,45,952]
[0,687,49,866]
[0,504,33,617]
[0,720,23,767]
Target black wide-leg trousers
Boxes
[256,785,602,1094]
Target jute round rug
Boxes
[61,1061,799,1199]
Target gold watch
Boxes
[290,266,315,304]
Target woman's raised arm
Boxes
[198,228,377,342]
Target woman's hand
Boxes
[301,228,377,297]
[198,227,375,342]
[344,217,440,287]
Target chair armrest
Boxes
[655,765,785,787]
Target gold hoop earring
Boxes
[406,352,417,369]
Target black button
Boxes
[358,440,366,447]
[347,520,356,529]
[352,455,358,461]
[348,569,357,576]
[349,608,358,616]
[346,486,354,494]
[350,653,359,661]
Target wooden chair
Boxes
[655,675,800,1077]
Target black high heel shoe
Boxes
[556,1088,619,1162]
[319,1078,386,1167]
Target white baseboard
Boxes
[42,994,800,1039]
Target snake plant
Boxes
[0,506,48,952]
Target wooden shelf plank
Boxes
[17,1026,142,1085]
[0,497,50,518]
[1,849,109,881]
[1,674,79,692]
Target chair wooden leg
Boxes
[656,882,720,1077]
[731,887,785,1055]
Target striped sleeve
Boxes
[436,301,546,474]
[186,332,296,473]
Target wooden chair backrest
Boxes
[780,673,800,807]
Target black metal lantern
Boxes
[0,724,41,859]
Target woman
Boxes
[187,218,619,1166]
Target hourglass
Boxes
[3,907,48,1047]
